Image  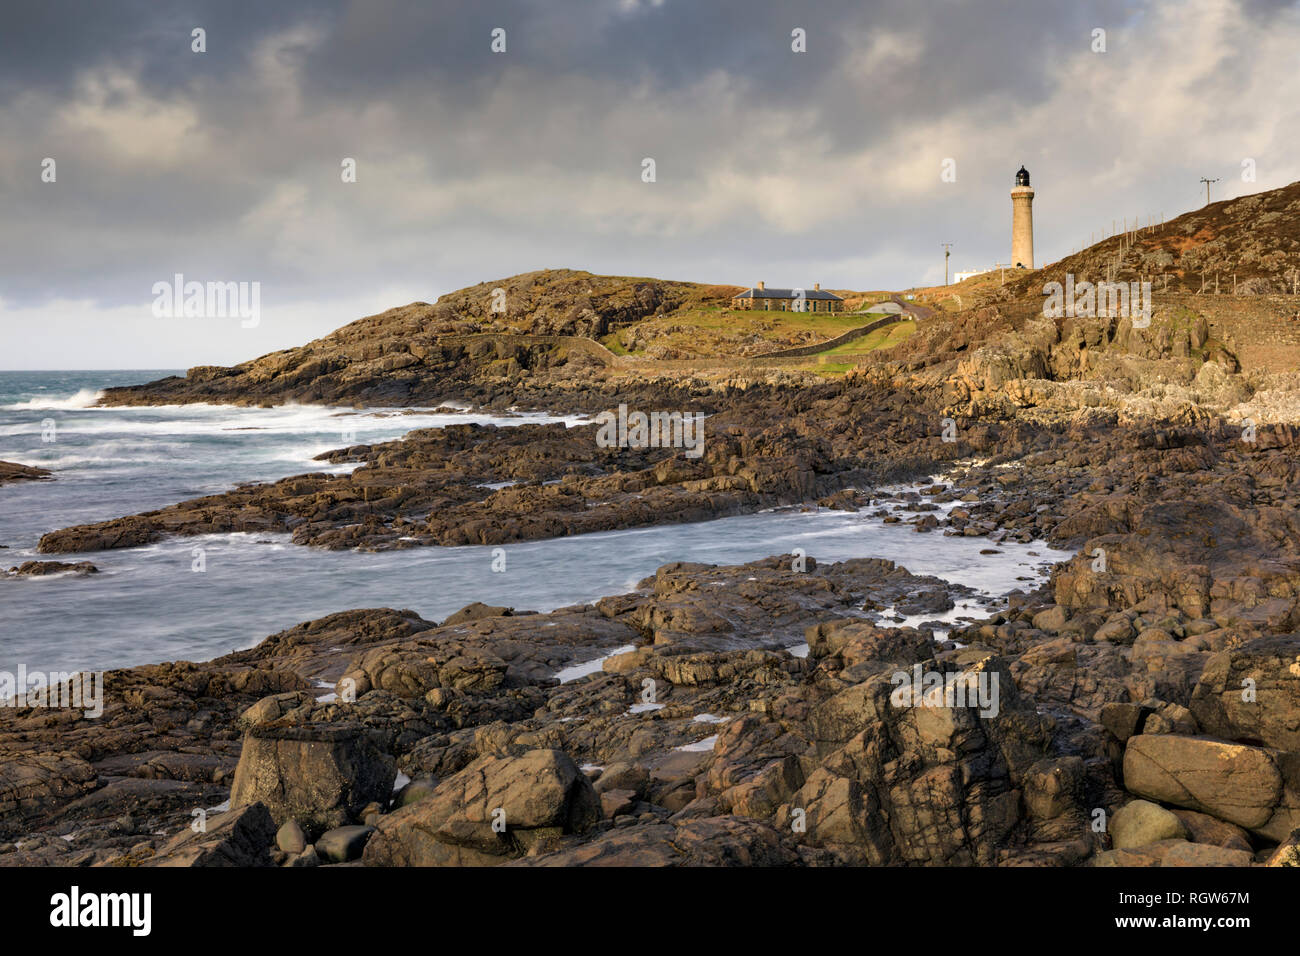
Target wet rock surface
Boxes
[0,460,52,486]
[5,560,98,577]
[40,384,1009,553]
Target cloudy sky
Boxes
[3,0,1298,369]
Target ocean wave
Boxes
[2,388,106,410]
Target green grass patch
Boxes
[599,333,630,356]
[662,306,866,338]
[817,320,916,357]
[812,362,856,376]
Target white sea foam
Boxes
[2,403,579,438]
[626,701,665,715]
[2,388,105,410]
[554,644,636,683]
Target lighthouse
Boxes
[1011,165,1035,270]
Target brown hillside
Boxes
[1006,180,1300,296]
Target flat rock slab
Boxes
[1094,839,1255,867]
[0,752,98,838]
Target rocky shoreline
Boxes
[4,385,1300,866]
[40,383,1029,554]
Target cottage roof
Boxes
[733,287,844,301]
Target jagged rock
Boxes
[1023,757,1086,821]
[363,750,599,866]
[591,762,649,798]
[599,789,637,818]
[775,654,1050,864]
[240,691,316,729]
[285,845,321,867]
[145,803,276,867]
[805,620,932,672]
[1100,702,1147,742]
[1265,828,1300,866]
[1190,635,1300,751]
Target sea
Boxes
[0,370,1071,674]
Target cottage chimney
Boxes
[757,281,764,291]
[814,283,820,291]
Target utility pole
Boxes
[942,242,952,285]
[1200,177,1220,206]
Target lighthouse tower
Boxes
[1011,165,1035,270]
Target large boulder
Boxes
[229,722,395,832]
[1110,799,1186,849]
[363,749,599,866]
[1123,734,1299,838]
[315,825,376,863]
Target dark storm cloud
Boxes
[1,0,1135,149]
[0,0,316,95]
